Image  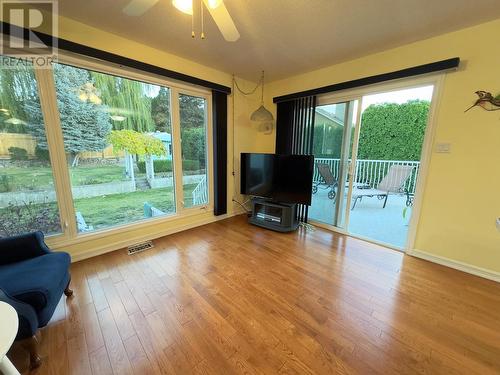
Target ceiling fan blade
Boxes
[123,0,159,16]
[204,1,240,42]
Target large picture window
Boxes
[52,62,176,232]
[0,53,212,240]
[0,58,62,237]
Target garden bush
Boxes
[0,201,60,237]
[137,159,172,173]
[181,127,206,167]
[0,175,12,193]
[137,159,201,173]
[35,146,51,161]
[8,147,28,160]
[357,100,430,161]
[182,159,200,171]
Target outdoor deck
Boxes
[309,188,410,248]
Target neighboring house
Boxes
[150,131,173,161]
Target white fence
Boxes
[192,175,208,206]
[314,158,421,194]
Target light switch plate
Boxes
[435,143,451,153]
[496,217,500,232]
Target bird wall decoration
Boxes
[464,91,500,112]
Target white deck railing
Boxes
[192,175,208,206]
[313,158,420,194]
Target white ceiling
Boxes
[57,0,500,82]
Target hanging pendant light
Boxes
[250,71,274,122]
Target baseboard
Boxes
[70,212,238,262]
[408,249,500,283]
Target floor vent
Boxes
[127,241,154,255]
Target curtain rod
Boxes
[273,57,460,103]
[0,22,232,94]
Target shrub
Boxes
[137,159,201,173]
[8,147,28,161]
[0,175,12,193]
[137,159,172,173]
[35,146,51,161]
[357,100,430,161]
[181,128,206,164]
[0,201,60,237]
[182,159,200,171]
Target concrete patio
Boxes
[309,188,411,248]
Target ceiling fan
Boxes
[122,0,240,42]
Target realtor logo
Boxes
[1,0,57,67]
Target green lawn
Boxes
[74,184,197,231]
[0,184,198,235]
[1,165,128,192]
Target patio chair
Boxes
[351,165,414,210]
[312,162,338,200]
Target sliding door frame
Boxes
[310,73,445,252]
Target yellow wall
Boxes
[265,19,500,274]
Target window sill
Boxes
[46,205,217,260]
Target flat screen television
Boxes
[240,153,314,205]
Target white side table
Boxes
[0,301,20,375]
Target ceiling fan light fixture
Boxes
[206,0,222,9]
[250,105,274,122]
[172,0,193,15]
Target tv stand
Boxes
[249,198,299,232]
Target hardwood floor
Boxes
[8,215,500,374]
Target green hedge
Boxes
[357,100,430,161]
[137,159,172,173]
[137,159,200,173]
[182,159,200,171]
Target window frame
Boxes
[1,49,214,246]
[175,88,213,212]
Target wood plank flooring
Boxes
[8,215,500,374]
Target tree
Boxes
[24,64,112,166]
[181,127,206,166]
[357,100,430,161]
[0,64,37,133]
[179,94,205,129]
[313,123,344,158]
[108,130,166,157]
[92,72,155,132]
[179,94,205,165]
[151,87,171,132]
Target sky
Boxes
[317,85,434,120]
[361,85,434,111]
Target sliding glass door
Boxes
[309,82,435,250]
[347,85,434,248]
[309,99,359,227]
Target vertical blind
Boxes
[275,95,317,222]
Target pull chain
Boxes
[191,7,195,38]
[260,70,265,104]
[201,0,205,39]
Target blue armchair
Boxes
[0,231,72,369]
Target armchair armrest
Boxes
[0,288,39,339]
[0,232,51,265]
